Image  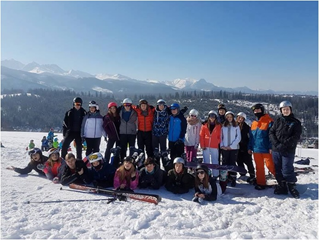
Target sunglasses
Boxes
[209,114,216,118]
[190,115,197,118]
[197,171,205,175]
[123,103,132,107]
[74,103,82,106]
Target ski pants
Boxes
[152,135,167,152]
[185,146,197,162]
[202,147,219,178]
[62,131,82,160]
[120,134,136,159]
[137,130,153,158]
[85,137,101,157]
[237,150,255,177]
[221,149,239,179]
[104,138,120,164]
[169,141,184,164]
[272,151,297,183]
[253,152,276,186]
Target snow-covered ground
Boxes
[1,131,318,239]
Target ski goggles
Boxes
[196,170,205,175]
[123,103,132,107]
[209,113,217,118]
[28,148,41,157]
[74,103,82,106]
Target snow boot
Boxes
[230,175,237,187]
[255,184,266,190]
[274,181,288,195]
[247,177,256,185]
[287,183,300,199]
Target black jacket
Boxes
[269,114,302,154]
[238,122,251,152]
[165,168,194,194]
[138,164,166,189]
[194,177,218,201]
[60,160,93,186]
[13,155,49,175]
[63,107,87,136]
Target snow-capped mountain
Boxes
[95,73,132,81]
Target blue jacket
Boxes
[168,111,187,142]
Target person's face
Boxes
[171,108,178,115]
[209,114,216,121]
[237,116,245,123]
[145,163,155,173]
[281,106,291,116]
[31,153,41,162]
[50,153,59,161]
[174,163,183,173]
[89,106,96,113]
[158,104,165,110]
[74,103,81,110]
[219,109,226,115]
[66,157,76,169]
[110,106,117,113]
[253,108,262,114]
[124,161,133,170]
[92,161,101,168]
[196,170,205,180]
[226,114,233,122]
[123,104,132,111]
[140,104,147,111]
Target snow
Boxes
[1,131,318,239]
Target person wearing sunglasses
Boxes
[184,109,202,162]
[119,98,138,160]
[192,164,225,203]
[62,97,87,160]
[8,148,49,176]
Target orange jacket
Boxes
[132,105,155,132]
[199,123,221,149]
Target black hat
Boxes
[123,156,134,163]
[218,104,227,111]
[196,164,209,174]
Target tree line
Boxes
[1,88,318,138]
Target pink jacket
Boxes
[113,169,139,190]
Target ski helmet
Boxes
[157,99,166,105]
[89,100,98,108]
[170,103,180,110]
[73,97,82,105]
[196,164,209,174]
[225,111,235,117]
[208,110,217,118]
[28,148,42,157]
[189,109,199,117]
[139,99,148,105]
[122,98,132,105]
[173,157,185,165]
[251,103,265,114]
[108,102,117,109]
[48,148,60,157]
[88,152,103,163]
[54,138,58,141]
[237,112,247,120]
[279,101,292,112]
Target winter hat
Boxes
[218,104,227,112]
[196,164,209,174]
[108,102,117,109]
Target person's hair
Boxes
[223,117,237,127]
[206,117,220,130]
[108,106,119,119]
[47,156,62,167]
[65,153,76,161]
[117,163,136,183]
[195,170,209,188]
[144,157,155,166]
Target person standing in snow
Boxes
[236,112,256,183]
[81,100,106,157]
[62,97,87,160]
[192,164,225,203]
[184,109,202,162]
[269,101,302,198]
[248,103,276,190]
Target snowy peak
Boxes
[1,59,25,70]
[169,78,198,89]
[95,73,132,80]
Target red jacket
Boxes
[199,123,221,149]
[132,105,155,132]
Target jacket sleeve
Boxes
[62,110,70,137]
[179,115,187,139]
[13,162,34,175]
[204,178,218,201]
[199,125,206,148]
[81,115,88,137]
[113,170,121,189]
[130,170,139,190]
[269,120,280,148]
[282,120,302,149]
[230,126,241,149]
[60,167,78,186]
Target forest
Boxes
[1,88,318,138]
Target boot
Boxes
[274,181,288,195]
[287,183,300,199]
[230,175,237,187]
[219,180,227,193]
[247,176,256,185]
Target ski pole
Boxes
[25,197,117,204]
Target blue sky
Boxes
[1,1,318,92]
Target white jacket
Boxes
[220,125,241,149]
[82,112,106,138]
[185,121,202,146]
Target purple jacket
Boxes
[113,169,139,190]
[103,113,120,141]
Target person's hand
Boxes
[120,184,126,189]
[52,177,59,184]
[195,143,199,149]
[175,139,184,146]
[77,168,84,175]
[248,150,253,155]
[37,164,45,171]
[198,193,205,199]
[131,171,136,178]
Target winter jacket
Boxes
[43,158,63,180]
[220,125,241,150]
[81,111,106,138]
[119,108,138,135]
[89,163,116,188]
[185,117,202,147]
[102,113,120,141]
[269,113,302,154]
[248,114,273,153]
[152,105,170,137]
[132,105,155,132]
[165,168,194,194]
[113,168,139,190]
[199,123,221,149]
[138,164,166,189]
[13,155,49,175]
[63,107,87,136]
[238,122,251,152]
[194,177,218,201]
[60,160,93,186]
[168,111,187,142]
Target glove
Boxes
[175,139,184,146]
[52,177,59,184]
[195,143,199,149]
[37,164,45,171]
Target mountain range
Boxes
[1,59,317,96]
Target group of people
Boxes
[10,98,302,201]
